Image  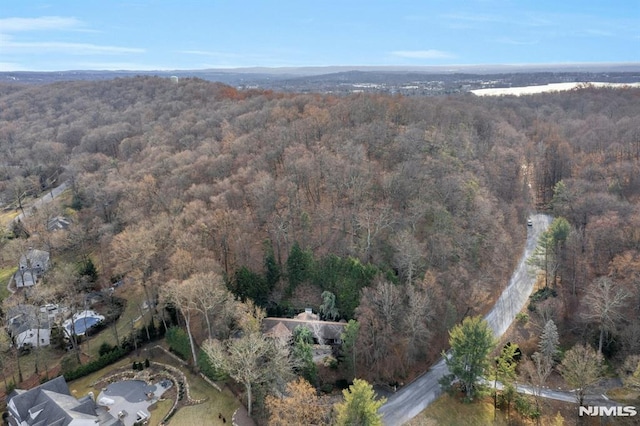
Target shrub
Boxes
[515,312,529,324]
[529,287,557,303]
[18,343,33,356]
[320,383,334,394]
[165,327,191,361]
[197,349,228,381]
[99,342,115,357]
[61,354,81,375]
[335,379,350,390]
[63,346,128,381]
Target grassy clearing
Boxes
[170,385,239,426]
[408,394,508,426]
[410,393,579,426]
[607,387,640,404]
[0,210,19,229]
[148,399,173,426]
[145,345,241,424]
[0,266,16,302]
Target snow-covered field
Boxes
[471,82,640,96]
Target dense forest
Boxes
[1,77,639,421]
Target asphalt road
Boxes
[7,181,69,230]
[379,214,552,425]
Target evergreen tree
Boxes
[234,266,269,307]
[334,379,386,426]
[287,242,313,295]
[439,316,497,401]
[292,325,318,385]
[538,319,560,364]
[341,319,360,380]
[490,343,519,419]
[264,241,281,290]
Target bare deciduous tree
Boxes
[582,276,629,354]
[202,304,296,416]
[559,343,602,406]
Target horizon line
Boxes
[2,61,640,75]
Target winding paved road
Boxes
[10,180,69,227]
[5,180,70,295]
[379,214,552,425]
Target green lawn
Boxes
[145,346,241,425]
[0,266,16,302]
[170,385,239,426]
[0,210,19,229]
[408,394,509,426]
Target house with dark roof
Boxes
[6,305,52,349]
[15,248,50,288]
[6,376,122,426]
[47,216,71,232]
[262,309,347,345]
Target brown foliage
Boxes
[265,377,331,426]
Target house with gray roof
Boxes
[15,248,50,288]
[47,216,71,232]
[262,309,347,345]
[6,305,52,349]
[7,376,122,426]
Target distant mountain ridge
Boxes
[2,63,639,95]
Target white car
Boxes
[527,219,533,226]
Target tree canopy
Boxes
[440,316,497,401]
[334,378,386,426]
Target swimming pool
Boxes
[63,310,105,336]
[70,316,102,335]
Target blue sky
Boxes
[1,1,638,71]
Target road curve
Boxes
[379,214,552,425]
[9,180,69,228]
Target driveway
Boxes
[97,379,171,426]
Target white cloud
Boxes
[391,50,455,59]
[179,50,232,57]
[76,62,171,71]
[0,39,145,55]
[0,17,144,59]
[495,37,539,46]
[0,16,83,32]
[440,13,505,24]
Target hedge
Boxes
[63,346,128,381]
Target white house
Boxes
[7,305,52,349]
